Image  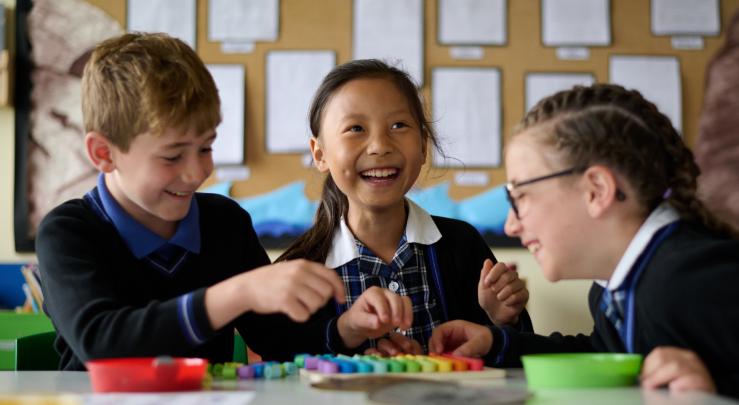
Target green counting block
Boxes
[221,365,237,379]
[294,354,307,368]
[264,362,284,379]
[399,359,421,373]
[415,358,437,372]
[387,359,405,373]
[212,363,224,377]
[282,362,298,375]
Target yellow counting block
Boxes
[426,356,453,372]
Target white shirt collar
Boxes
[324,199,442,268]
[596,203,680,291]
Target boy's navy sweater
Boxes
[37,193,270,370]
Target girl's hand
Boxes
[428,320,492,358]
[478,259,529,326]
[365,332,423,356]
[641,347,716,393]
[337,286,413,349]
[241,259,346,321]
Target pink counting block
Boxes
[317,359,339,374]
[304,356,320,370]
[237,365,255,379]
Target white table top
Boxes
[0,370,737,404]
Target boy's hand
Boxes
[365,332,423,357]
[429,320,492,358]
[641,347,716,393]
[337,286,413,349]
[243,259,346,321]
[478,259,528,326]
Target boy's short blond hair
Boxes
[81,32,221,151]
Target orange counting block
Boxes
[440,353,484,371]
[429,354,467,371]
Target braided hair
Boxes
[516,83,733,237]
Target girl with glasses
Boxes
[429,83,739,397]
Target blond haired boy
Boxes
[36,33,345,370]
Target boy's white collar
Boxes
[597,203,680,291]
[324,199,442,268]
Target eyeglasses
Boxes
[505,167,581,219]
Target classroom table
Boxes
[0,370,737,404]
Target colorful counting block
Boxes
[317,359,339,373]
[403,355,437,372]
[427,356,454,372]
[337,355,373,373]
[295,353,487,376]
[210,360,298,381]
[252,362,266,378]
[282,362,298,376]
[264,362,284,379]
[429,354,467,371]
[441,353,484,371]
[212,363,224,376]
[357,355,389,373]
[387,359,406,373]
[333,359,357,373]
[294,354,307,369]
[237,365,255,379]
[399,358,421,372]
[304,355,320,370]
[221,365,237,379]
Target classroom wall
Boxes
[82,0,739,202]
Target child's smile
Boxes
[105,126,216,239]
[359,167,400,184]
[312,77,426,214]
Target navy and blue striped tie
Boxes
[601,288,627,339]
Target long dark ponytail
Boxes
[278,59,440,263]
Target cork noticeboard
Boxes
[60,0,739,202]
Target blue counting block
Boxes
[252,362,266,378]
[353,360,373,373]
[358,355,389,373]
[332,358,357,373]
[337,355,373,373]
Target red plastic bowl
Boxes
[86,357,208,392]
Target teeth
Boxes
[169,191,190,197]
[361,168,398,178]
[527,243,540,254]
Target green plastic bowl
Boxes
[522,353,643,389]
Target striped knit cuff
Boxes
[483,325,511,367]
[177,291,208,345]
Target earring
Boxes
[616,189,626,201]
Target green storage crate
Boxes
[0,312,54,370]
